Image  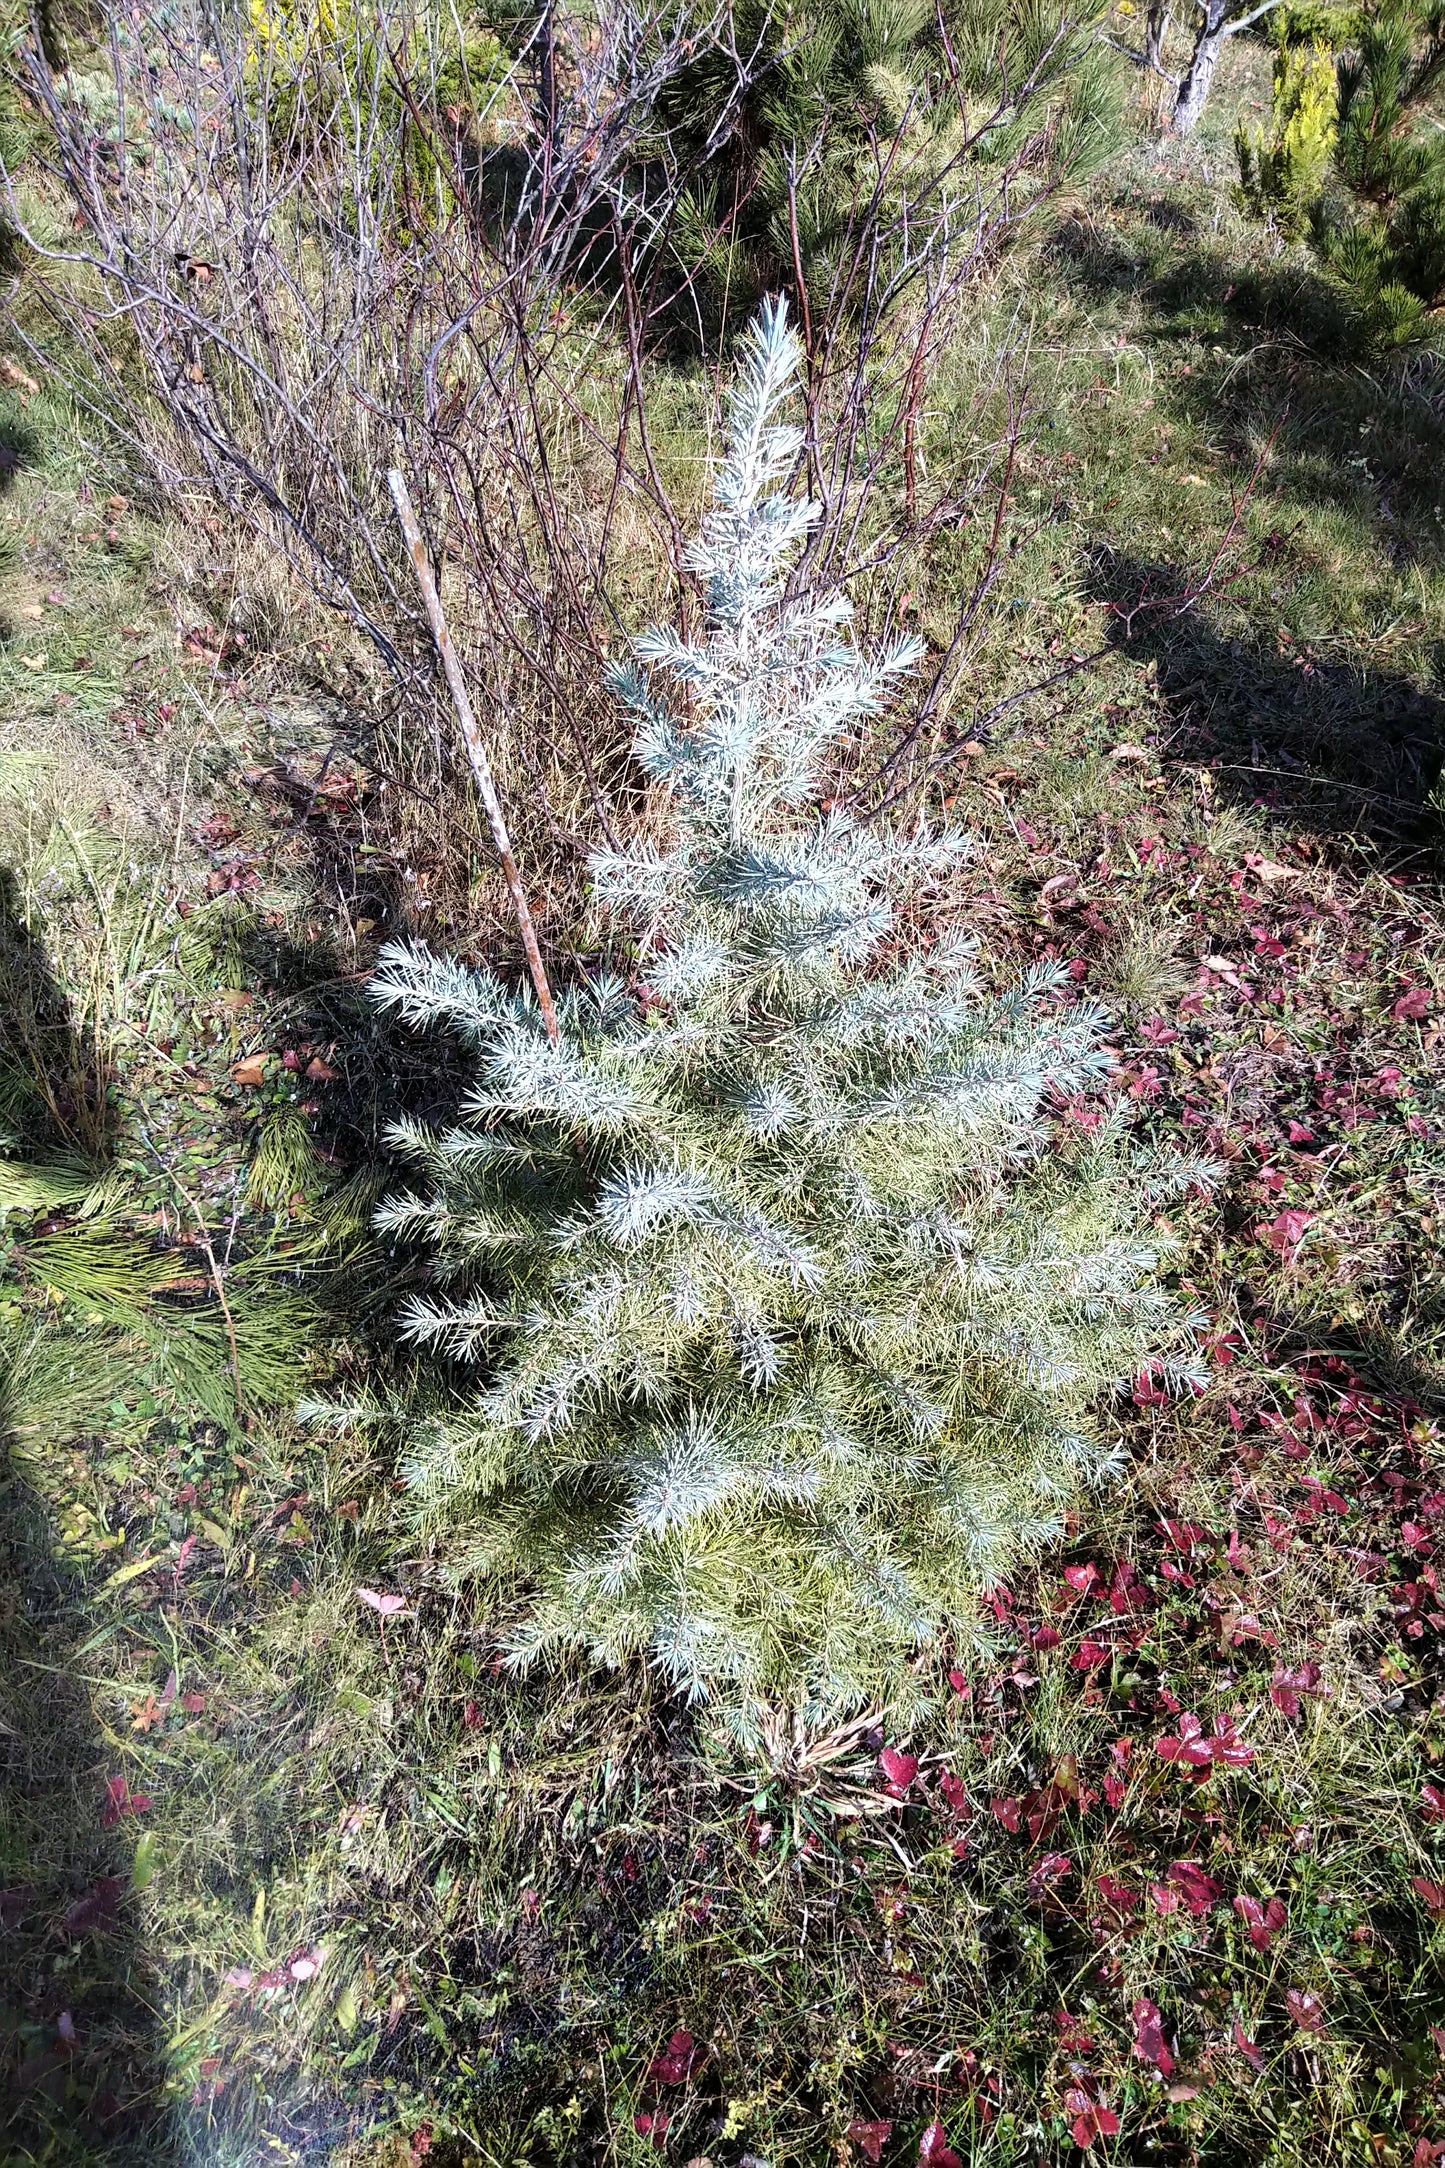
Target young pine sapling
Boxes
[368,300,1213,1724]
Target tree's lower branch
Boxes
[1100,31,1181,82]
[1221,0,1289,34]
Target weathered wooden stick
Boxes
[388,469,560,1044]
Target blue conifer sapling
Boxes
[368,300,1213,1722]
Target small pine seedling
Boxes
[369,299,1214,1725]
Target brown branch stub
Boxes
[387,468,561,1045]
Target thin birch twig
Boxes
[388,468,560,1043]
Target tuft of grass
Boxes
[1097,917,1194,1012]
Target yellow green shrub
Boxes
[1235,23,1339,237]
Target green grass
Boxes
[4,26,1445,2165]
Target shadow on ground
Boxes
[1095,548,1445,823]
[0,883,177,2168]
[1050,204,1445,573]
[0,1472,179,2168]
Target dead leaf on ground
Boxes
[1245,855,1301,887]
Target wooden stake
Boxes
[388,469,560,1043]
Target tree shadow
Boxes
[1092,547,1445,828]
[0,1471,179,2168]
[1048,208,1445,573]
[0,881,178,2168]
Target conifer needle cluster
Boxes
[369,301,1214,1720]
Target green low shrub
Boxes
[1235,17,1340,238]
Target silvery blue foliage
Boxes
[366,299,1214,1720]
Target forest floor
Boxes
[3,40,1445,2168]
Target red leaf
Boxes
[1160,1518,1210,1552]
[848,2121,893,2163]
[1421,1783,1445,1824]
[1071,1638,1111,1671]
[1257,1209,1315,1257]
[633,2110,670,2145]
[1269,1662,1326,1716]
[878,1747,919,1798]
[1232,2021,1265,2072]
[99,1776,150,1828]
[1132,1995,1175,2077]
[938,1770,968,1817]
[1157,1713,1253,1771]
[1234,1894,1288,1950]
[1167,1861,1221,1916]
[1064,2093,1121,2147]
[1393,988,1431,1020]
[1064,1562,1102,1595]
[1054,2010,1095,2052]
[648,2027,705,2083]
[1412,1877,1445,1915]
[1149,1882,1180,1916]
[62,1877,123,1936]
[1156,1714,1213,1768]
[1285,1988,1326,2034]
[1095,1872,1138,1919]
[990,1795,1021,1833]
[918,2120,961,2168]
[946,1667,970,1697]
[1028,1851,1073,1897]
